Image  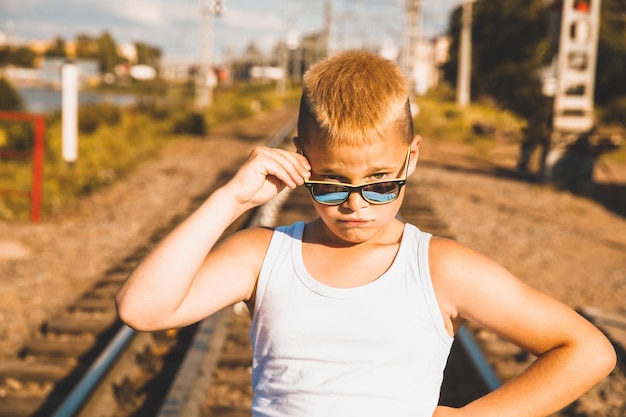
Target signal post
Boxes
[543,0,621,185]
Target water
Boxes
[19,87,138,114]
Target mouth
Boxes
[338,218,370,225]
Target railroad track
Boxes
[1,117,624,417]
[197,180,626,417]
[0,119,294,417]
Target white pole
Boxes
[195,0,215,109]
[62,63,78,163]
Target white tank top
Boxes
[250,222,453,417]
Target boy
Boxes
[116,50,615,416]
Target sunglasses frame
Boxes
[303,146,411,205]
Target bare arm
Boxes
[115,146,310,331]
[431,238,616,417]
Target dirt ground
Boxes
[0,104,625,413]
[419,137,626,312]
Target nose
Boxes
[341,189,369,211]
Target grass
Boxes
[414,86,626,171]
[3,82,623,221]
[413,87,526,157]
[604,141,626,164]
[0,82,301,221]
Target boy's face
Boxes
[298,130,420,245]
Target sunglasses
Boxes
[303,146,411,205]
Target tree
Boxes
[11,46,37,68]
[45,36,67,58]
[75,33,99,59]
[97,31,122,74]
[442,0,551,119]
[442,0,557,173]
[0,79,32,152]
[595,0,626,105]
[134,42,162,68]
[0,77,23,111]
[0,48,9,67]
[443,0,626,124]
[0,46,37,68]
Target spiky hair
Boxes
[298,50,412,146]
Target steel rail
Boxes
[50,325,136,417]
[47,115,500,417]
[456,326,501,392]
[155,118,297,417]
[47,117,298,417]
[393,213,501,396]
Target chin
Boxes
[326,223,380,245]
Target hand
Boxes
[227,146,310,208]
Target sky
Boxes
[0,0,460,64]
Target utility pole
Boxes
[323,0,332,56]
[457,0,473,107]
[277,0,294,95]
[403,0,422,91]
[195,0,223,110]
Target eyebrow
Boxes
[312,164,396,176]
[300,146,409,179]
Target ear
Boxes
[292,136,303,154]
[408,134,422,176]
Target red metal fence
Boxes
[0,111,46,222]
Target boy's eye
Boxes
[321,173,388,183]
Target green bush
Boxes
[78,103,122,134]
[601,97,626,125]
[78,107,100,134]
[98,103,122,125]
[0,82,298,221]
[134,99,171,120]
[171,111,207,136]
[0,77,23,111]
[414,89,524,151]
[0,121,34,151]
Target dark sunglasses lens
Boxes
[310,184,349,204]
[362,182,401,203]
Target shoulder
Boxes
[428,237,615,366]
[428,236,516,279]
[208,226,276,273]
[206,226,275,297]
[428,236,517,294]
[217,226,275,253]
[218,222,305,258]
[427,237,530,328]
[428,236,486,277]
[427,237,477,331]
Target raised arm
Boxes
[115,146,310,331]
[430,238,616,417]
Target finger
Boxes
[252,147,310,188]
[270,150,310,187]
[259,156,300,189]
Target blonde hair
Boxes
[298,50,413,146]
